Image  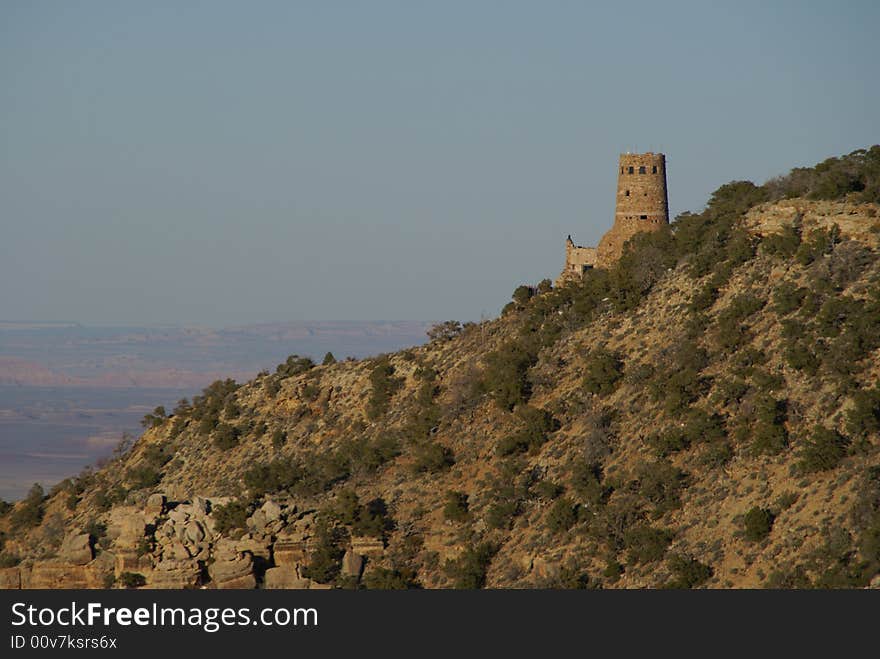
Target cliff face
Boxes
[2,192,880,589]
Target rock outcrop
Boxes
[58,533,93,566]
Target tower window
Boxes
[625,190,630,196]
[639,166,646,174]
[652,165,657,174]
[620,167,624,174]
[640,215,647,219]
[628,166,634,174]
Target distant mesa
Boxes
[0,356,245,390]
[557,152,669,285]
[0,321,81,331]
[0,357,80,387]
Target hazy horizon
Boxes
[0,318,435,500]
[0,318,437,328]
[2,1,878,326]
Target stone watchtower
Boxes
[596,152,669,265]
[556,152,669,285]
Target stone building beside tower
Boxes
[557,152,669,285]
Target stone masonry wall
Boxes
[555,237,597,286]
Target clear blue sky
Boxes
[1,1,877,325]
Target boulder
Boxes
[183,520,206,545]
[292,512,316,533]
[282,502,298,517]
[216,574,257,589]
[210,555,252,582]
[162,540,191,561]
[235,535,272,561]
[164,484,188,502]
[261,499,283,523]
[210,555,255,590]
[59,533,93,566]
[168,508,188,525]
[263,566,311,589]
[190,543,210,562]
[144,493,166,518]
[247,510,268,533]
[209,496,233,509]
[212,538,241,563]
[148,557,201,589]
[156,521,175,540]
[202,515,218,537]
[265,519,286,536]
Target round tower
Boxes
[595,152,669,266]
[614,152,668,226]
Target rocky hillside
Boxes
[2,147,880,589]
